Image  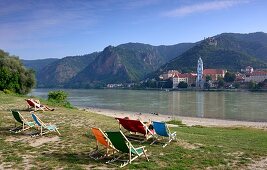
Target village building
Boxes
[172,73,196,88]
[203,69,226,81]
[244,71,267,83]
[159,70,180,80]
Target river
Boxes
[30,89,267,122]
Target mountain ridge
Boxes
[22,32,267,88]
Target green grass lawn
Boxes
[0,91,267,169]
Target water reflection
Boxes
[196,92,204,118]
[30,89,267,122]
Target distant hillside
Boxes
[151,32,267,77]
[25,42,194,88]
[67,43,194,87]
[22,58,59,72]
[215,32,267,62]
[22,32,267,88]
[37,53,98,87]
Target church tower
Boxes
[196,57,203,88]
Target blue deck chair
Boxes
[10,110,35,133]
[31,112,61,136]
[150,121,176,147]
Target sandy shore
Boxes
[80,107,267,130]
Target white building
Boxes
[172,73,196,88]
[244,71,267,83]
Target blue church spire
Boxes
[196,57,203,88]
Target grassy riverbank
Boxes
[0,92,267,169]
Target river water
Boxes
[30,89,267,122]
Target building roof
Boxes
[250,71,267,76]
[203,69,225,75]
[173,73,196,78]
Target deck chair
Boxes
[150,121,176,148]
[31,113,61,136]
[105,131,149,168]
[116,118,154,141]
[26,99,45,111]
[89,127,117,160]
[10,110,35,133]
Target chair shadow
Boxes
[41,152,106,167]
[0,126,39,137]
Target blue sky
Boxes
[1,0,267,60]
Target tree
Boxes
[178,81,188,88]
[233,82,240,89]
[217,79,224,88]
[0,50,35,94]
[248,81,256,89]
[205,75,212,82]
[258,82,265,89]
[224,72,236,82]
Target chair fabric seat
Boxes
[46,125,57,131]
[131,148,143,155]
[26,122,35,127]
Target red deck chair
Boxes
[115,118,154,141]
[25,99,45,111]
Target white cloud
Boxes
[163,0,250,17]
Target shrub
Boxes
[48,90,73,108]
[48,90,67,102]
[178,81,188,88]
[3,89,13,94]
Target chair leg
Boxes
[142,148,149,161]
[56,128,61,135]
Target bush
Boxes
[178,81,188,88]
[48,90,67,102]
[3,89,13,94]
[48,90,73,108]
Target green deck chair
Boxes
[105,131,149,168]
[10,110,35,133]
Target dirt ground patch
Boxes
[246,157,267,170]
[176,139,203,150]
[5,135,60,147]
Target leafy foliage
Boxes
[224,72,236,82]
[178,81,188,88]
[0,49,35,94]
[48,90,68,102]
[48,90,73,108]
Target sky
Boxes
[1,0,267,60]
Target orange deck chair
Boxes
[90,127,117,159]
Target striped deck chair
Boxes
[105,131,149,168]
[31,113,61,136]
[10,110,35,133]
[150,121,177,147]
[89,127,117,160]
[116,118,154,141]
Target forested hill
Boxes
[24,42,194,88]
[22,58,59,73]
[23,32,267,88]
[150,32,267,77]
